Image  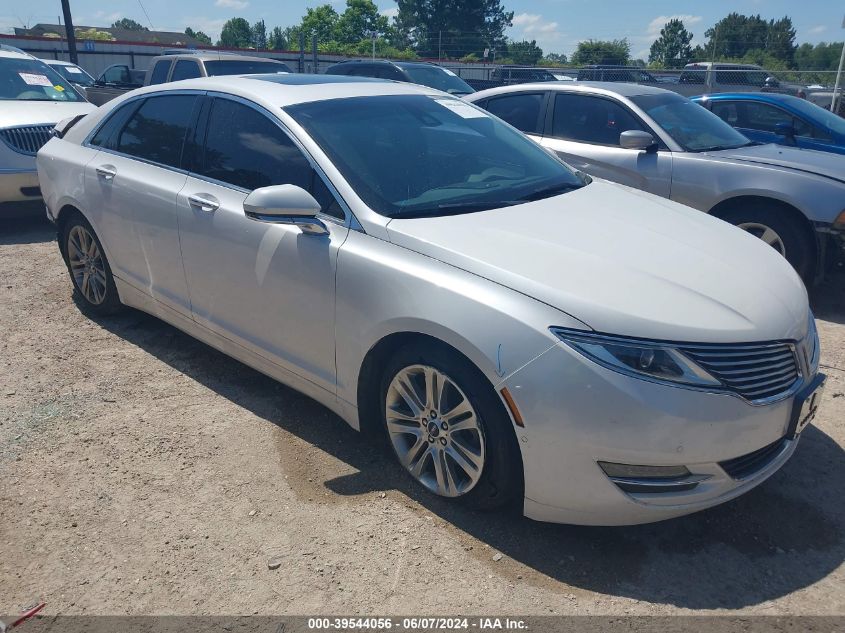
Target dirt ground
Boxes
[1,216,844,616]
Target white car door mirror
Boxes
[243,184,328,235]
[620,130,657,152]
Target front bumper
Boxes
[0,167,41,207]
[504,341,812,525]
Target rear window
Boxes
[203,60,291,76]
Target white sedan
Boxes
[37,75,824,525]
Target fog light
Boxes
[598,462,690,479]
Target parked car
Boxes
[38,74,824,526]
[145,52,292,86]
[693,92,845,155]
[325,60,474,95]
[83,64,146,106]
[0,45,94,216]
[674,62,805,97]
[44,59,96,89]
[576,65,658,83]
[466,82,845,281]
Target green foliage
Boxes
[795,41,844,71]
[571,39,630,65]
[459,52,480,62]
[507,40,543,65]
[543,52,568,65]
[268,26,292,50]
[394,0,513,59]
[648,18,692,69]
[219,17,254,48]
[703,13,795,65]
[336,0,390,44]
[184,27,212,45]
[75,28,115,41]
[253,19,267,49]
[111,18,148,31]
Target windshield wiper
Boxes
[691,141,756,153]
[395,200,521,219]
[517,182,584,202]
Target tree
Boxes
[252,19,267,49]
[394,0,513,59]
[507,40,543,65]
[648,18,692,69]
[766,16,796,65]
[297,4,341,43]
[543,52,568,64]
[185,27,212,45]
[704,13,767,61]
[219,17,253,48]
[571,39,630,65]
[336,0,389,44]
[268,26,291,50]
[111,18,148,31]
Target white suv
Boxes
[0,45,94,216]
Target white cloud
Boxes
[176,16,229,41]
[808,25,827,34]
[380,7,398,18]
[215,0,250,9]
[509,13,563,54]
[646,14,702,36]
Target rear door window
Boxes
[114,94,199,168]
[483,93,545,134]
[171,60,202,81]
[148,60,171,85]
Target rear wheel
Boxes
[380,342,522,510]
[717,203,815,282]
[60,212,122,315]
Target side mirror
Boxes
[775,121,796,143]
[620,130,657,152]
[243,184,328,236]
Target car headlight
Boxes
[551,328,722,387]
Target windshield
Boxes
[631,93,751,152]
[204,60,292,76]
[286,94,585,219]
[787,97,845,138]
[398,65,475,95]
[52,63,94,87]
[0,57,85,101]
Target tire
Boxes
[379,341,522,511]
[59,211,123,316]
[717,203,815,282]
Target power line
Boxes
[137,0,155,30]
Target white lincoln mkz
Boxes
[37,74,824,525]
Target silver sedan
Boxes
[465,82,845,282]
[37,75,823,525]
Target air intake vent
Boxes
[680,341,799,402]
[0,125,55,156]
[719,437,789,480]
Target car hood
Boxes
[0,101,95,128]
[707,143,845,184]
[386,181,809,343]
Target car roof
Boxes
[45,59,77,66]
[0,48,35,61]
[153,52,289,63]
[695,92,800,104]
[128,73,442,106]
[467,81,675,100]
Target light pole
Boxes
[832,15,845,114]
[60,0,78,65]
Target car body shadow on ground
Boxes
[91,302,845,611]
[0,216,54,246]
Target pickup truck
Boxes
[82,64,145,105]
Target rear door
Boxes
[540,92,672,197]
[480,91,549,141]
[85,92,200,314]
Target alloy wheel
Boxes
[385,364,485,497]
[67,225,108,305]
[737,222,787,257]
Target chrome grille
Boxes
[679,341,800,402]
[0,125,54,155]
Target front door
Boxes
[541,92,673,198]
[177,96,348,392]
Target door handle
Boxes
[96,165,117,181]
[188,194,220,213]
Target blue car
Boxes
[692,92,845,155]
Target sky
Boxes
[2,0,843,59]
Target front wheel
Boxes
[718,204,815,282]
[380,342,522,510]
[60,212,122,315]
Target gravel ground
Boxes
[1,216,844,616]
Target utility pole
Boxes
[438,30,442,62]
[832,15,845,114]
[60,0,78,65]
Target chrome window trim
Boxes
[82,89,357,231]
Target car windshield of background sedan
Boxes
[0,57,84,101]
[286,94,585,218]
[399,65,475,95]
[631,92,753,152]
[204,60,292,76]
[51,64,95,87]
